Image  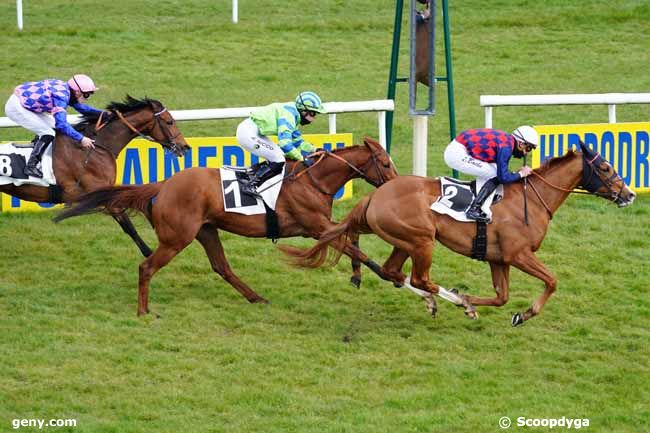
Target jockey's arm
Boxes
[276,113,312,161]
[71,102,103,116]
[495,147,522,184]
[52,110,84,142]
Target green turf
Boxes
[1,1,649,432]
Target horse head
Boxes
[359,136,398,186]
[103,95,190,157]
[578,141,636,207]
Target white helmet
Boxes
[512,125,539,148]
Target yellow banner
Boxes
[532,122,650,192]
[1,133,353,212]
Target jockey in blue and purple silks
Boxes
[4,74,103,178]
[444,126,539,222]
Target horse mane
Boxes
[75,95,160,131]
[533,150,579,176]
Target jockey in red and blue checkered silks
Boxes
[444,126,539,222]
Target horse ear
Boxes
[363,136,382,150]
[578,139,596,157]
[363,136,377,146]
[578,140,587,152]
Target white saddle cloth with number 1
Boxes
[430,177,503,223]
[219,165,284,215]
[0,142,56,186]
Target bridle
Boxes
[285,146,390,196]
[96,105,185,156]
[525,150,626,218]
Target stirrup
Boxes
[465,208,489,223]
[240,182,259,197]
[24,165,43,178]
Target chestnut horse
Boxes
[54,137,397,315]
[2,96,189,257]
[282,142,636,326]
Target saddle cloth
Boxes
[0,142,56,187]
[430,177,503,223]
[219,166,284,215]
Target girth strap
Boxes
[471,221,488,261]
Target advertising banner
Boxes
[1,133,353,212]
[531,122,649,192]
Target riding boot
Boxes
[241,162,284,196]
[465,177,499,222]
[24,135,54,178]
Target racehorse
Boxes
[281,142,636,326]
[1,95,189,257]
[53,137,397,315]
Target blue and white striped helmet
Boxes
[295,91,326,114]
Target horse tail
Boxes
[280,193,372,268]
[53,182,165,223]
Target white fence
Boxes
[0,99,394,149]
[480,93,650,127]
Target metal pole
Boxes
[386,0,404,154]
[17,0,23,31]
[442,0,458,177]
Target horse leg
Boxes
[463,262,511,307]
[349,234,362,288]
[195,225,269,304]
[381,247,409,287]
[138,243,184,316]
[510,251,557,327]
[113,212,153,257]
[403,243,442,317]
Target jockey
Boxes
[4,74,103,178]
[444,126,539,222]
[235,91,326,196]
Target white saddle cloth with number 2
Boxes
[0,142,56,186]
[430,177,503,223]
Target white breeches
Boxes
[444,140,497,181]
[236,118,285,163]
[5,94,56,137]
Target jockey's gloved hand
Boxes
[303,156,314,167]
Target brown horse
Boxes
[54,137,397,315]
[282,142,636,326]
[2,95,189,257]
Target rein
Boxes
[525,151,623,219]
[258,147,386,196]
[302,148,386,195]
[113,107,184,155]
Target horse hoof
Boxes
[450,288,459,295]
[465,309,479,320]
[350,276,361,289]
[511,312,524,327]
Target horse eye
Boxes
[166,119,175,126]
